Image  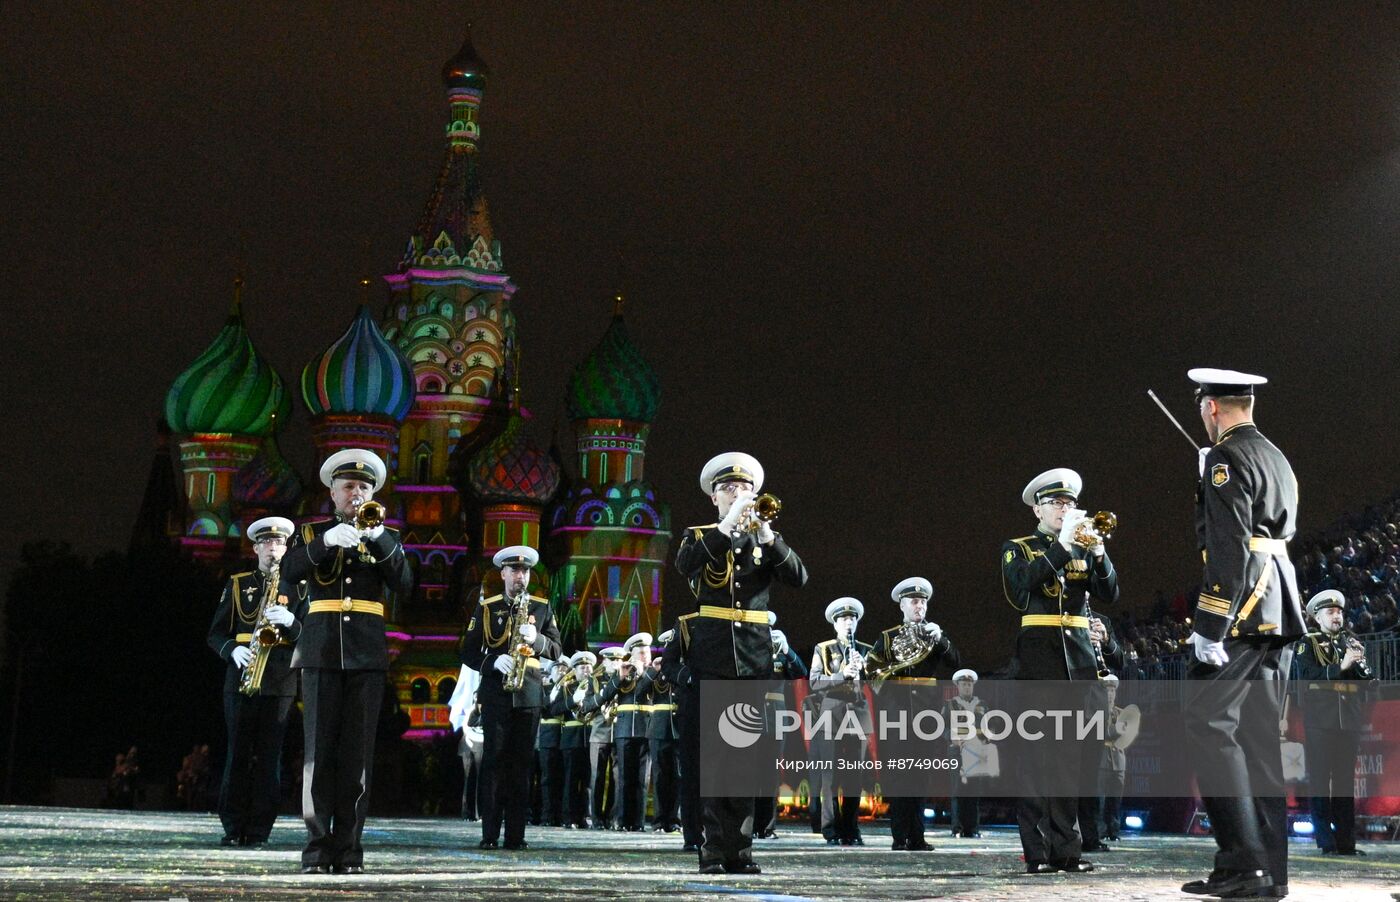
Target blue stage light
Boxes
[1124,815,1144,830]
[1292,819,1314,836]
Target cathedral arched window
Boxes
[410,678,431,703]
[437,677,457,704]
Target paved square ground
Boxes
[0,806,1393,900]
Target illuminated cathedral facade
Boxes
[148,29,671,738]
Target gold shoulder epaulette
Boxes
[231,570,254,580]
[482,594,503,604]
[529,594,549,605]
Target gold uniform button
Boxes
[342,598,353,612]
[345,577,352,584]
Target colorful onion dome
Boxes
[468,414,561,504]
[301,304,416,421]
[165,284,291,436]
[233,434,303,509]
[442,24,490,89]
[566,304,661,423]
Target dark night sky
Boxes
[6,2,1400,669]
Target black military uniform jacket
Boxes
[282,518,413,671]
[548,676,593,750]
[207,568,302,697]
[459,594,563,710]
[646,666,680,740]
[1193,422,1304,643]
[581,668,655,740]
[762,646,808,732]
[1000,528,1119,680]
[1296,630,1376,731]
[675,525,808,679]
[538,674,565,749]
[866,624,960,680]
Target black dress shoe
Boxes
[220,835,239,847]
[698,863,725,874]
[1026,861,1058,874]
[906,841,933,851]
[333,864,363,875]
[851,835,864,846]
[478,839,499,849]
[301,864,330,874]
[503,840,528,850]
[725,862,761,874]
[1082,843,1112,853]
[826,837,841,845]
[966,832,982,839]
[1182,869,1271,896]
[1054,858,1094,873]
[240,837,267,848]
[682,843,698,853]
[1104,834,1119,841]
[890,840,908,851]
[1335,849,1366,856]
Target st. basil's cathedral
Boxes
[136,29,672,740]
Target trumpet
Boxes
[1072,511,1118,549]
[354,499,385,554]
[737,493,782,534]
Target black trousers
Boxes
[1014,683,1082,864]
[1099,767,1124,837]
[951,787,981,836]
[218,690,293,842]
[1185,637,1292,884]
[300,669,383,868]
[589,741,616,826]
[677,680,756,865]
[818,733,865,842]
[537,746,564,825]
[1307,727,1359,854]
[561,745,591,827]
[615,737,649,829]
[889,796,927,846]
[1077,742,1104,849]
[648,737,679,829]
[458,736,482,820]
[479,704,542,845]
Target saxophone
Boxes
[239,562,283,696]
[868,621,935,680]
[501,589,535,693]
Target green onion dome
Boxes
[565,307,660,423]
[165,285,291,436]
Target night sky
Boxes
[7,3,1400,669]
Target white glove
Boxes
[922,621,942,643]
[1057,509,1087,550]
[1198,446,1211,478]
[324,523,360,548]
[518,623,537,645]
[756,520,775,545]
[1188,632,1229,666]
[771,629,789,656]
[264,606,294,627]
[719,493,753,535]
[231,646,253,668]
[492,655,514,676]
[363,524,385,542]
[572,687,587,705]
[1091,537,1106,558]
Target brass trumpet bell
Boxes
[753,493,782,523]
[1073,511,1118,548]
[355,500,385,531]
